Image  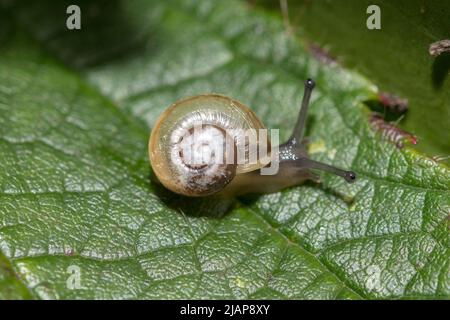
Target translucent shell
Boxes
[149,94,271,197]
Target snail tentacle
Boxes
[278,79,357,184]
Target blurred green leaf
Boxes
[0,252,34,299]
[255,0,450,160]
[0,0,448,299]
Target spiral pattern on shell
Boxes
[149,94,270,197]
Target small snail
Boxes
[149,79,356,197]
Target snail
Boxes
[149,79,356,197]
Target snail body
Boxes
[149,79,356,197]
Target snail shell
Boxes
[149,94,271,197]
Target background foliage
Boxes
[254,0,450,160]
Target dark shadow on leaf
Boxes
[149,171,236,219]
[432,52,450,90]
[0,11,13,48]
[7,0,155,69]
[364,99,406,123]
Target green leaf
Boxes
[0,251,34,299]
[255,0,450,161]
[0,0,449,299]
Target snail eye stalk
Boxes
[285,79,357,184]
[290,78,315,144]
